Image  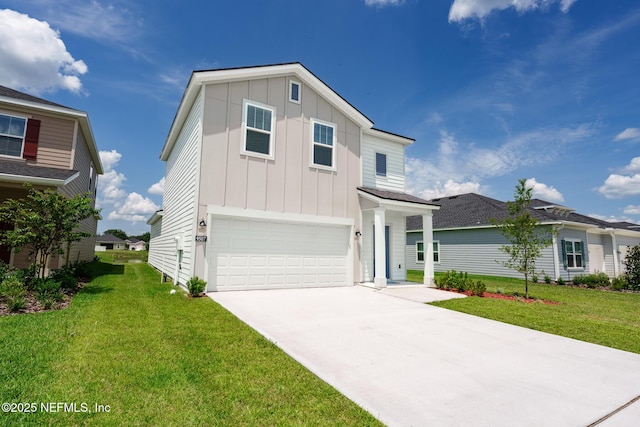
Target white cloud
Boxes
[0,9,88,94]
[418,180,482,200]
[525,178,564,203]
[597,174,640,199]
[99,149,122,172]
[364,0,404,7]
[614,128,640,142]
[623,205,640,215]
[148,177,165,195]
[108,192,159,222]
[587,213,635,224]
[449,0,578,22]
[620,157,640,174]
[406,125,593,200]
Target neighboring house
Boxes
[0,85,103,268]
[406,193,640,281]
[126,238,147,251]
[95,234,127,251]
[148,63,439,291]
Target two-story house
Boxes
[0,85,103,269]
[148,63,438,292]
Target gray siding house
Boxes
[0,85,103,269]
[406,193,640,281]
[148,63,439,291]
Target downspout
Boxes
[608,229,620,277]
[552,224,564,281]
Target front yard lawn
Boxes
[408,270,640,354]
[0,261,380,426]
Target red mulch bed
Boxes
[445,289,561,305]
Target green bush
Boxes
[623,245,640,291]
[611,276,627,291]
[557,277,566,286]
[573,272,610,288]
[49,267,78,290]
[435,270,471,292]
[544,274,552,284]
[531,274,538,283]
[186,276,207,297]
[0,275,27,312]
[469,280,486,296]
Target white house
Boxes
[148,63,438,291]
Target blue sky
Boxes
[1,0,639,235]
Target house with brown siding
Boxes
[0,85,103,269]
[148,63,439,291]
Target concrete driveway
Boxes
[209,286,640,426]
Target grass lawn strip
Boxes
[407,270,640,354]
[0,261,381,426]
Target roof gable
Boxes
[161,62,376,161]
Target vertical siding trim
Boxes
[69,120,79,170]
[190,85,206,279]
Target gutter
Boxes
[0,171,79,187]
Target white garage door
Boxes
[208,216,350,291]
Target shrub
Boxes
[557,277,566,286]
[611,276,627,291]
[469,280,486,297]
[531,274,538,283]
[0,275,27,312]
[435,270,472,292]
[34,278,63,309]
[49,267,78,291]
[186,276,207,297]
[623,245,640,291]
[544,274,552,284]
[573,272,610,288]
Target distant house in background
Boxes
[95,234,127,251]
[0,85,103,268]
[126,238,147,251]
[406,193,640,281]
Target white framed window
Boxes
[310,118,336,170]
[289,80,301,104]
[0,113,27,158]
[416,241,439,263]
[376,152,387,177]
[89,165,94,191]
[564,239,584,269]
[242,99,276,160]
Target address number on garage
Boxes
[195,235,207,242]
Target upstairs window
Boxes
[289,80,301,103]
[0,113,27,157]
[242,100,275,159]
[311,119,336,169]
[376,152,387,177]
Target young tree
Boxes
[0,184,99,278]
[623,245,640,291]
[492,179,554,298]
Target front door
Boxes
[373,225,390,279]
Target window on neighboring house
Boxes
[311,119,336,169]
[563,239,584,268]
[242,100,275,158]
[0,113,27,157]
[416,241,439,263]
[289,80,301,103]
[89,165,94,191]
[376,152,387,177]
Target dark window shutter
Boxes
[580,241,586,268]
[23,119,41,160]
[561,239,567,269]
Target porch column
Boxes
[610,231,620,277]
[422,212,434,286]
[552,231,561,280]
[373,208,387,288]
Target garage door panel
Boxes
[209,217,350,291]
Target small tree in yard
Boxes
[0,184,99,279]
[492,179,554,299]
[623,245,640,291]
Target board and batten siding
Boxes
[198,77,362,282]
[148,91,203,285]
[361,132,405,192]
[361,210,406,282]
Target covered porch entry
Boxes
[358,187,439,288]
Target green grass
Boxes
[408,270,640,354]
[96,249,148,264]
[0,261,380,426]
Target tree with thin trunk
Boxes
[491,179,554,299]
[0,184,99,279]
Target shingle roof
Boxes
[96,234,126,243]
[358,187,439,206]
[0,160,78,181]
[0,85,72,109]
[406,193,639,231]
